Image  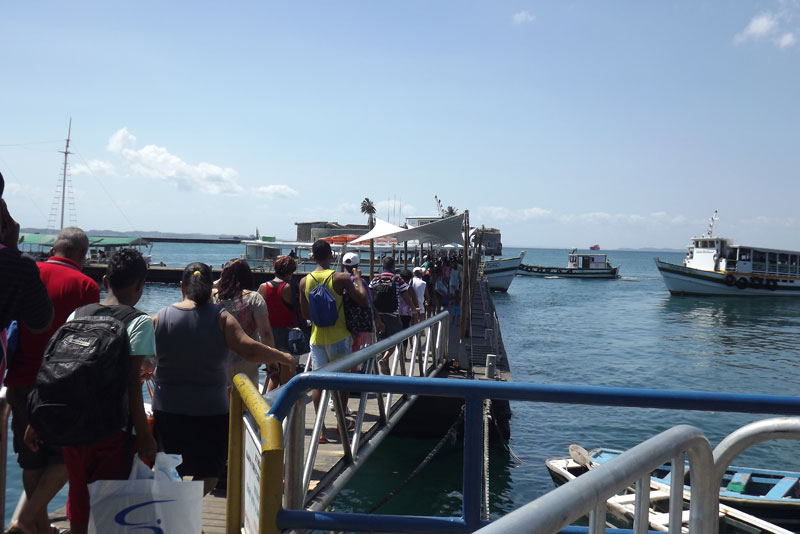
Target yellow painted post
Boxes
[226,388,244,533]
[259,417,285,534]
[229,373,285,534]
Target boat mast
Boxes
[58,118,73,230]
[707,210,718,238]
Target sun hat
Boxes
[412,266,423,274]
[342,252,360,267]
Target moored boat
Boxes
[654,236,800,296]
[590,244,600,250]
[517,250,619,279]
[546,449,794,533]
[547,448,800,530]
[482,251,525,291]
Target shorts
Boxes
[63,430,134,524]
[310,336,352,370]
[378,314,402,341]
[7,384,64,469]
[153,410,229,479]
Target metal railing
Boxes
[474,425,716,534]
[258,374,800,534]
[226,312,451,533]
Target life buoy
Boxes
[724,274,736,286]
[736,277,748,289]
[750,277,763,289]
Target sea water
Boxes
[6,244,800,524]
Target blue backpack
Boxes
[308,271,341,327]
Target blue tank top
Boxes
[153,304,228,416]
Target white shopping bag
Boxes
[88,453,204,534]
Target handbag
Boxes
[88,453,203,534]
[288,327,310,356]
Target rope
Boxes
[490,405,525,465]
[367,405,465,513]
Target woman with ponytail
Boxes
[151,262,294,494]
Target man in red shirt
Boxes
[6,226,99,534]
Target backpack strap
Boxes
[74,303,145,324]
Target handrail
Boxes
[264,373,800,534]
[226,374,284,534]
[282,312,450,510]
[473,425,715,534]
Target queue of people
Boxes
[0,169,465,533]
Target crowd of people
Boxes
[0,170,465,534]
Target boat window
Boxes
[791,255,799,274]
[738,248,751,261]
[753,250,766,264]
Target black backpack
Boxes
[373,274,399,314]
[28,303,144,447]
[343,278,373,333]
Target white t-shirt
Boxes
[411,277,427,314]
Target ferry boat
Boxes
[590,244,600,250]
[654,237,800,296]
[517,250,619,279]
[18,233,153,265]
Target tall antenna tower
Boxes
[47,119,77,230]
[707,210,718,237]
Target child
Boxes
[452,289,462,327]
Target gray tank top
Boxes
[153,304,229,415]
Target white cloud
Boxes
[107,127,136,152]
[72,159,116,176]
[520,207,551,220]
[512,10,535,25]
[253,184,298,199]
[777,32,797,48]
[4,182,47,198]
[735,12,779,43]
[477,206,550,221]
[106,128,243,195]
[741,215,798,227]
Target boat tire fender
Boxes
[724,274,736,286]
[767,278,778,290]
[736,277,748,289]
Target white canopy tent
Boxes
[349,214,465,246]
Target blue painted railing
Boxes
[266,372,800,533]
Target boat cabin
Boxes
[684,237,800,276]
[17,233,152,264]
[567,253,611,270]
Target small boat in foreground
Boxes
[546,447,800,531]
[517,250,619,279]
[482,251,525,291]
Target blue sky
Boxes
[2,1,798,249]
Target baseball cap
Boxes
[342,252,360,267]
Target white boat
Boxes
[482,251,525,291]
[546,452,793,534]
[517,250,619,279]
[654,237,800,296]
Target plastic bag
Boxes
[88,453,203,534]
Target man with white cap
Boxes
[411,266,429,320]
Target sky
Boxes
[2,1,799,249]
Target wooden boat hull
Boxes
[654,258,800,296]
[517,263,619,279]
[482,252,525,292]
[547,449,800,530]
